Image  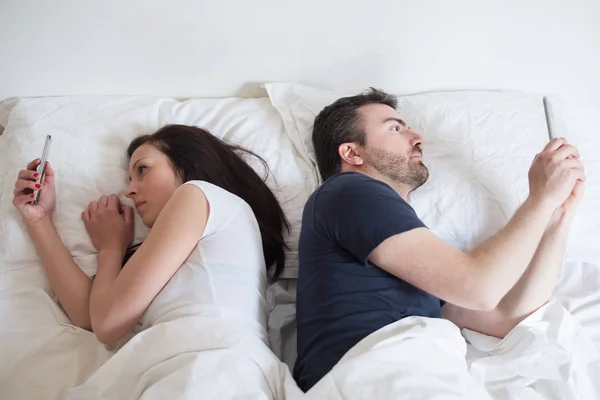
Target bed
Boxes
[0,83,599,399]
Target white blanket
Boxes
[4,290,596,399]
[66,316,302,400]
[0,288,109,399]
[306,302,600,400]
[0,286,303,400]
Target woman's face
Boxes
[125,143,181,228]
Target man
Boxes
[293,89,585,392]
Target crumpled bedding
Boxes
[65,315,303,400]
[305,302,600,400]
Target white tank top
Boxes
[138,181,269,342]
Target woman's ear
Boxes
[338,143,364,167]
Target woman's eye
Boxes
[393,125,402,132]
[138,166,147,175]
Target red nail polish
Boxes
[34,173,39,178]
[31,194,35,198]
[35,184,41,189]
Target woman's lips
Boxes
[135,201,146,213]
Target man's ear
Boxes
[338,143,364,167]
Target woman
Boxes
[12,124,289,345]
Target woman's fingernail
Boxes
[34,173,39,178]
[35,184,41,189]
[30,194,35,198]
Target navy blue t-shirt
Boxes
[293,172,442,392]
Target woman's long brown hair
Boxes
[124,124,290,281]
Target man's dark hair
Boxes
[312,88,398,181]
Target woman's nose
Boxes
[125,182,137,199]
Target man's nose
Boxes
[409,130,424,147]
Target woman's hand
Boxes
[82,194,134,254]
[13,159,57,224]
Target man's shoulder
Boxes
[303,172,414,223]
[325,171,389,187]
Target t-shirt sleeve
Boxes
[314,173,426,265]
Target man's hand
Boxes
[528,138,585,210]
[561,180,585,214]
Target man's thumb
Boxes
[573,181,585,199]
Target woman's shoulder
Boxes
[182,180,246,209]
[181,181,255,231]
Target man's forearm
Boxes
[469,196,556,306]
[442,209,572,337]
[495,210,572,318]
[27,216,93,329]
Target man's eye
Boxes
[138,166,147,175]
[393,125,402,132]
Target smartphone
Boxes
[32,135,52,205]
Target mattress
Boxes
[1,88,599,399]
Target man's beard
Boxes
[366,146,429,192]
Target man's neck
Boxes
[381,178,411,202]
[343,169,411,201]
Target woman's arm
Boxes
[13,159,93,330]
[26,216,94,329]
[87,185,209,344]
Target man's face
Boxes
[358,103,429,191]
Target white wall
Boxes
[0,0,599,104]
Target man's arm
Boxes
[369,138,584,311]
[441,182,582,337]
[371,199,554,310]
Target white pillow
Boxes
[0,96,312,292]
[0,97,18,135]
[266,82,550,252]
